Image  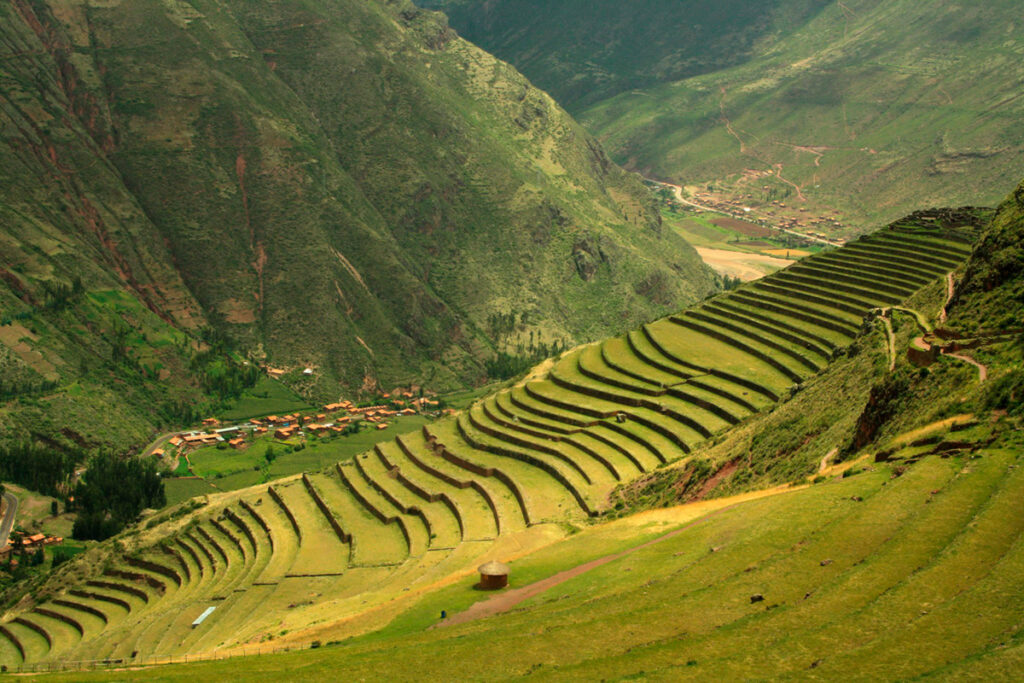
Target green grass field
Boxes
[165,416,435,505]
[218,378,312,422]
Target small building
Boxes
[169,436,184,447]
[202,417,220,427]
[151,448,165,458]
[23,533,46,549]
[229,437,246,449]
[477,561,510,590]
[376,423,388,430]
[302,368,314,376]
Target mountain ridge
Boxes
[0,0,715,450]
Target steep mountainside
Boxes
[951,180,1024,330]
[419,0,831,111]
[0,0,715,447]
[429,0,1024,227]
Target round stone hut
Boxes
[477,561,510,590]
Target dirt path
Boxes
[881,317,896,371]
[819,448,838,474]
[947,352,988,382]
[435,486,801,629]
[940,272,955,323]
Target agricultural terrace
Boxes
[0,221,976,667]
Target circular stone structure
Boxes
[477,560,510,590]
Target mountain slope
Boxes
[419,0,831,112]
[0,196,988,667]
[429,0,1024,228]
[0,0,715,447]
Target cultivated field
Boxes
[0,220,976,668]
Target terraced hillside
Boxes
[0,219,976,667]
[82,432,1024,680]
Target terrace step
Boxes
[528,377,701,454]
[354,448,463,548]
[769,271,897,308]
[846,240,959,272]
[600,336,687,389]
[869,233,970,263]
[839,243,951,280]
[728,290,861,339]
[271,481,352,575]
[426,420,574,524]
[753,280,867,318]
[393,431,513,536]
[243,496,300,582]
[806,253,932,289]
[507,386,669,471]
[677,309,823,375]
[555,355,728,436]
[336,460,427,557]
[456,413,599,516]
[644,320,792,398]
[492,392,649,476]
[473,400,619,485]
[787,262,916,300]
[309,471,411,566]
[702,300,837,356]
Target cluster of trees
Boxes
[0,442,78,497]
[487,310,527,339]
[41,277,85,311]
[70,451,165,541]
[721,274,743,291]
[191,326,260,402]
[0,378,59,400]
[485,332,569,380]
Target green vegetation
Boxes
[0,200,992,670]
[3,0,1024,673]
[0,444,78,499]
[434,0,1024,227]
[423,0,831,112]
[0,0,718,457]
[69,452,165,541]
[218,378,311,422]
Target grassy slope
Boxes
[32,441,1024,680]
[0,0,717,452]
[431,0,1024,228]
[579,0,1024,226]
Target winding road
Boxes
[1,491,19,548]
